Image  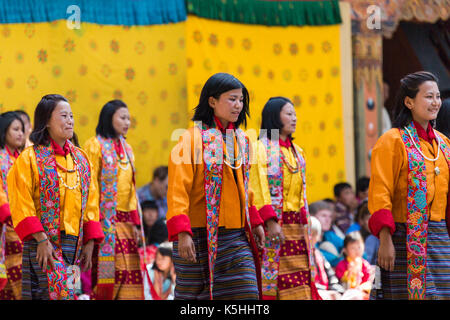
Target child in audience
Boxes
[335,232,374,300]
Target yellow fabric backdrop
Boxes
[0,21,188,188]
[186,15,345,202]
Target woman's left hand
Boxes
[80,239,95,272]
[266,219,285,245]
[253,225,265,249]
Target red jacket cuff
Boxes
[0,203,10,224]
[167,214,192,241]
[15,216,45,241]
[83,220,105,245]
[259,205,278,223]
[369,209,396,238]
[130,210,141,226]
[249,205,263,229]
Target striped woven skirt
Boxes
[173,227,259,300]
[92,211,143,300]
[261,211,312,300]
[0,220,23,300]
[21,232,78,300]
[374,220,450,300]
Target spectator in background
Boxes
[143,244,176,300]
[356,176,370,204]
[346,201,380,265]
[137,166,168,219]
[335,232,374,300]
[310,200,344,267]
[333,182,358,234]
[14,110,32,149]
[141,200,168,246]
[436,98,450,139]
[138,200,169,287]
[310,216,344,300]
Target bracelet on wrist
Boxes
[37,238,48,245]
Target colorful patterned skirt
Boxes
[0,219,23,300]
[21,232,78,300]
[261,211,312,300]
[173,227,259,300]
[92,211,143,300]
[374,220,450,300]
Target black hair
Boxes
[152,246,173,276]
[95,99,128,139]
[436,98,450,139]
[29,94,68,146]
[343,231,364,253]
[354,201,371,240]
[259,96,294,140]
[14,110,30,122]
[392,71,439,128]
[334,182,352,198]
[152,166,168,182]
[191,73,250,128]
[356,176,370,194]
[141,200,158,212]
[157,247,172,258]
[0,112,25,149]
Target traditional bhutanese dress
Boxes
[167,119,273,300]
[368,121,450,300]
[250,137,320,300]
[7,139,104,300]
[0,147,22,300]
[84,136,143,300]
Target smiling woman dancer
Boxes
[250,97,320,300]
[84,100,143,300]
[368,71,450,300]
[0,112,25,300]
[7,94,104,300]
[167,73,270,300]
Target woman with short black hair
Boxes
[167,73,268,300]
[368,71,450,300]
[13,110,32,149]
[84,99,143,300]
[7,94,104,300]
[0,111,24,299]
[250,96,320,300]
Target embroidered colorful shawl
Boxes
[34,141,90,300]
[400,122,450,300]
[0,148,13,196]
[96,135,134,300]
[0,148,13,290]
[198,122,255,300]
[259,137,313,297]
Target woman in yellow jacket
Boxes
[368,71,450,300]
[84,100,143,300]
[0,112,25,299]
[7,94,104,300]
[250,97,319,300]
[167,73,269,300]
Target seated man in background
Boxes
[137,166,168,219]
[333,182,358,234]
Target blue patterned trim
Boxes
[0,0,186,25]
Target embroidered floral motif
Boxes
[199,123,251,300]
[34,141,90,300]
[400,123,450,299]
[259,138,313,298]
[96,136,135,295]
